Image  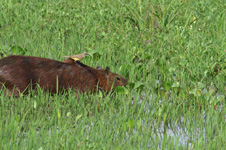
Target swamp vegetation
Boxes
[0,0,226,149]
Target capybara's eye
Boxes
[116,77,121,81]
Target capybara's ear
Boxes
[96,66,102,69]
[104,67,110,75]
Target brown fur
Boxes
[0,55,128,96]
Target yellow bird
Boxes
[63,52,89,61]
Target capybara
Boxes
[0,55,128,96]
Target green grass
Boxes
[1,0,226,149]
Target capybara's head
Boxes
[98,67,128,92]
[62,58,127,92]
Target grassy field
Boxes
[0,0,226,149]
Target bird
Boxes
[63,52,89,61]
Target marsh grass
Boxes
[1,0,226,149]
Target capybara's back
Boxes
[0,55,128,96]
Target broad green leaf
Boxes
[11,46,27,55]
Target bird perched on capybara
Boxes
[0,55,128,96]
[63,52,89,61]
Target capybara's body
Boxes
[0,55,128,96]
